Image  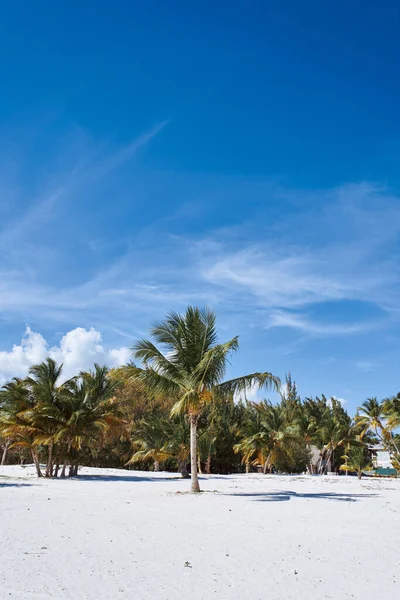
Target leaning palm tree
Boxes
[130,306,280,492]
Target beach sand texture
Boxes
[1,466,399,600]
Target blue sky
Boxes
[1,1,400,411]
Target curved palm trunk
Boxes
[31,450,42,477]
[190,414,200,493]
[245,461,250,474]
[198,457,203,474]
[154,460,160,472]
[1,440,10,465]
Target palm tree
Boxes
[234,405,267,472]
[56,364,124,476]
[197,426,217,475]
[165,415,191,478]
[254,401,301,473]
[340,444,372,479]
[127,415,171,471]
[357,397,400,473]
[0,378,43,476]
[357,398,386,437]
[25,358,67,477]
[130,306,280,492]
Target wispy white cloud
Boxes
[0,119,169,252]
[1,150,400,346]
[197,182,400,336]
[267,309,385,336]
[354,359,379,372]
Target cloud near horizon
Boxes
[0,327,131,384]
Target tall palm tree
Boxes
[25,358,67,477]
[130,306,280,492]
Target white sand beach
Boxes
[0,466,399,600]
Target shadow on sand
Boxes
[73,474,182,483]
[0,481,34,488]
[224,490,377,502]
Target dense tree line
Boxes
[1,307,399,490]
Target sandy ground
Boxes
[0,465,399,600]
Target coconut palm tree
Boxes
[255,401,301,473]
[0,378,44,476]
[128,415,171,471]
[340,444,372,479]
[356,397,400,472]
[234,405,267,472]
[55,364,124,476]
[130,306,280,492]
[25,358,68,477]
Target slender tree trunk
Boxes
[154,460,160,472]
[69,464,74,477]
[60,459,67,478]
[45,442,53,477]
[54,462,60,478]
[178,459,190,478]
[1,440,10,465]
[245,461,250,474]
[358,471,362,480]
[73,463,79,476]
[198,456,203,474]
[263,461,268,474]
[205,454,211,475]
[190,414,200,493]
[31,450,42,477]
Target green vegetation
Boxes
[0,306,399,490]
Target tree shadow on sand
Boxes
[73,474,182,483]
[0,481,35,488]
[224,490,378,502]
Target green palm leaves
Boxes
[0,359,123,477]
[356,396,400,473]
[130,306,280,492]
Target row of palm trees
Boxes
[1,306,399,490]
[0,361,123,477]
